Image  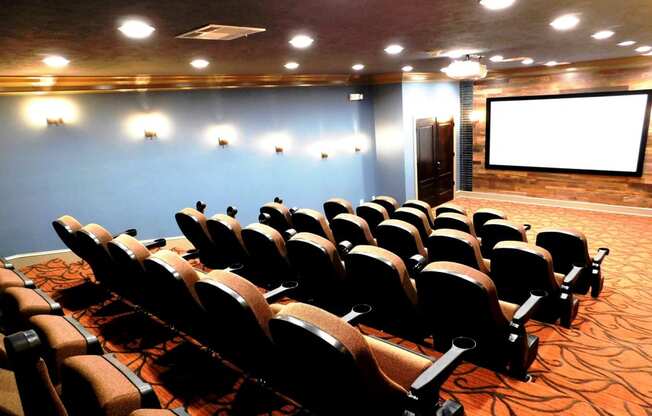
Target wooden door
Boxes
[416,118,455,205]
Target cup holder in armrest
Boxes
[452,336,476,351]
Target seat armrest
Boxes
[523,223,531,231]
[406,254,427,277]
[171,408,191,416]
[226,206,238,218]
[593,247,609,265]
[283,228,297,241]
[0,256,14,270]
[511,290,546,327]
[341,304,372,325]
[289,207,298,215]
[225,263,245,274]
[181,249,200,261]
[196,200,207,213]
[145,238,167,250]
[410,337,475,404]
[114,228,138,238]
[560,265,583,292]
[264,281,299,303]
[337,240,354,257]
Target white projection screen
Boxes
[486,91,651,176]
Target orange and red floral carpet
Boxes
[18,197,652,415]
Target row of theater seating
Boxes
[0,195,610,415]
[169,196,609,376]
[0,259,188,416]
[0,240,475,415]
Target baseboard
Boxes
[456,191,652,217]
[6,236,193,269]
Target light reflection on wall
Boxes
[124,112,172,140]
[204,124,238,148]
[22,97,80,128]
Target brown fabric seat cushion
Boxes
[0,269,27,291]
[499,300,519,321]
[29,315,94,383]
[62,355,143,416]
[3,287,58,318]
[364,336,432,391]
[0,368,24,416]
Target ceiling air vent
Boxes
[176,24,266,41]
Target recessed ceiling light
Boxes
[289,35,314,49]
[384,44,404,55]
[352,64,365,71]
[479,0,516,10]
[489,55,504,62]
[190,59,209,69]
[635,45,652,53]
[42,55,70,68]
[284,62,299,70]
[118,20,155,39]
[521,58,534,65]
[545,61,559,67]
[592,30,614,40]
[550,14,580,31]
[401,65,414,72]
[618,40,636,47]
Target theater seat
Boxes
[392,207,433,241]
[0,268,35,292]
[345,245,423,338]
[376,220,428,267]
[129,410,190,416]
[107,234,166,305]
[330,214,376,247]
[472,208,507,233]
[536,229,609,298]
[287,232,347,310]
[5,329,163,416]
[1,288,63,332]
[478,219,528,259]
[426,229,491,273]
[259,200,294,235]
[175,207,223,269]
[75,223,115,286]
[142,250,211,340]
[433,212,477,238]
[417,262,543,379]
[194,270,296,376]
[402,199,436,227]
[241,223,295,288]
[355,202,389,236]
[323,198,354,223]
[491,241,581,328]
[434,202,467,217]
[269,302,472,415]
[52,215,84,257]
[291,209,337,245]
[206,213,249,269]
[371,195,400,216]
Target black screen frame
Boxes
[485,90,652,177]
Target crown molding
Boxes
[478,55,652,82]
[0,70,457,95]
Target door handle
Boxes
[435,161,441,169]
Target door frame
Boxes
[411,116,457,200]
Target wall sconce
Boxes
[321,152,329,159]
[144,130,157,140]
[46,117,64,126]
[218,137,229,147]
[275,145,284,154]
[354,145,361,152]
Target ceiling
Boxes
[3,0,652,77]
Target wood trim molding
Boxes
[0,71,452,95]
[456,191,652,217]
[478,55,652,82]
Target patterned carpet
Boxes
[17,197,652,415]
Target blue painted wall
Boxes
[0,85,376,254]
[370,83,406,201]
